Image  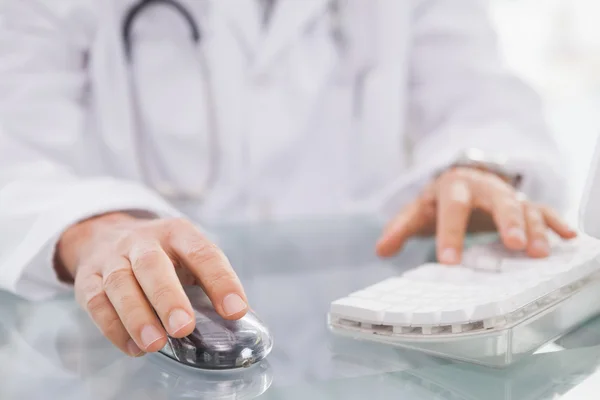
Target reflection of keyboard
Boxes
[329,234,600,337]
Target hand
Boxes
[56,212,248,357]
[376,167,577,263]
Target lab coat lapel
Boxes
[95,0,145,180]
[216,0,263,59]
[251,0,331,74]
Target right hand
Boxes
[56,212,248,357]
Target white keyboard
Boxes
[329,234,600,338]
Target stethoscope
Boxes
[122,0,348,203]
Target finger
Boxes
[492,192,527,250]
[524,204,550,258]
[129,241,195,338]
[376,197,434,258]
[470,176,527,250]
[75,271,143,357]
[103,257,167,353]
[167,220,248,320]
[540,205,578,239]
[435,179,473,265]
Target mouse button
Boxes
[183,285,212,309]
[191,316,238,352]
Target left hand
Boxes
[376,167,577,264]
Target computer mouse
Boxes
[157,286,274,370]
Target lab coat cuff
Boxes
[7,179,184,301]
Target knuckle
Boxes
[448,196,471,209]
[438,169,461,185]
[101,315,126,341]
[531,229,547,239]
[114,231,140,253]
[185,241,223,265]
[498,197,524,213]
[130,246,163,273]
[439,226,465,241]
[86,291,111,315]
[504,199,523,212]
[503,204,525,220]
[162,218,201,243]
[526,206,543,220]
[151,284,176,309]
[165,217,195,232]
[103,268,135,292]
[491,176,511,191]
[506,215,525,228]
[120,303,147,328]
[74,272,101,304]
[203,270,238,293]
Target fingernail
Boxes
[222,294,247,316]
[440,248,458,264]
[507,227,526,244]
[140,325,164,349]
[532,239,550,254]
[168,309,193,334]
[127,339,143,357]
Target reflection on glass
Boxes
[148,355,274,400]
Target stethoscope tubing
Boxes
[122,0,219,202]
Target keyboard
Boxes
[328,234,600,364]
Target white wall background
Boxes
[490,0,600,223]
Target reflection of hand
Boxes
[56,213,248,357]
[376,167,577,262]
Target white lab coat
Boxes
[0,0,566,300]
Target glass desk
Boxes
[2,217,600,400]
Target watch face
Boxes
[158,287,273,370]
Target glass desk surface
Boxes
[2,217,600,400]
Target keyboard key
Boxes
[349,290,379,300]
[440,306,473,324]
[330,297,389,323]
[363,278,405,293]
[383,305,417,325]
[402,263,447,281]
[411,306,442,325]
[472,301,502,321]
[465,255,501,272]
[379,293,409,304]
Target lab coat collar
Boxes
[220,0,331,75]
[254,0,330,73]
[216,0,264,58]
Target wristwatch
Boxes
[448,148,523,188]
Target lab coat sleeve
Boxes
[378,0,567,219]
[0,0,182,300]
